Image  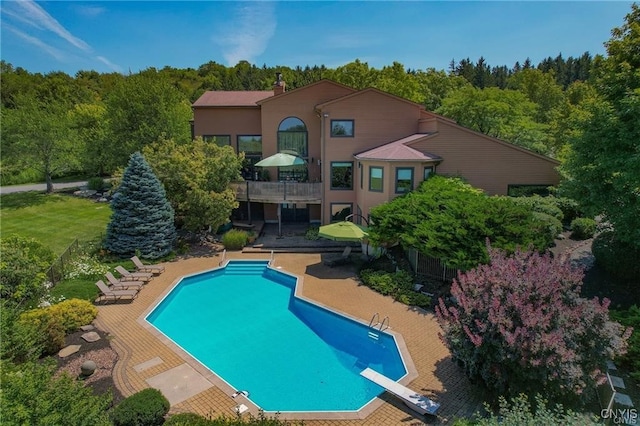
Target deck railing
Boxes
[229,181,322,203]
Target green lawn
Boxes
[0,192,111,255]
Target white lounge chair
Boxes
[105,272,144,290]
[131,256,165,275]
[323,246,352,267]
[360,367,440,416]
[115,265,153,282]
[95,280,139,302]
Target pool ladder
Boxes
[368,313,389,340]
[218,249,226,266]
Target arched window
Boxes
[277,117,308,181]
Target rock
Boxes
[80,360,97,377]
[80,324,95,331]
[58,344,81,358]
[81,331,101,342]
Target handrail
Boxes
[218,249,226,266]
[379,316,390,331]
[268,250,275,267]
[368,312,380,328]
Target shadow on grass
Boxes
[0,191,66,210]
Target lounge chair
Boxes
[131,256,165,275]
[360,367,440,416]
[323,246,352,267]
[95,280,139,302]
[115,265,153,282]
[105,272,144,290]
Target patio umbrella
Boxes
[318,221,368,242]
[255,152,305,167]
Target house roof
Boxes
[257,79,356,105]
[355,134,442,162]
[192,91,273,107]
[316,87,425,110]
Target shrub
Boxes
[592,230,640,280]
[87,176,106,191]
[165,413,211,426]
[0,235,56,308]
[436,244,631,401]
[359,269,432,308]
[110,388,170,426]
[47,299,98,333]
[17,308,65,355]
[0,302,46,363]
[610,305,640,381]
[510,195,564,222]
[570,217,597,240]
[222,229,248,250]
[165,411,298,425]
[305,226,319,240]
[453,393,600,425]
[551,196,581,224]
[1,359,112,426]
[531,211,563,243]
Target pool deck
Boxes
[95,251,483,425]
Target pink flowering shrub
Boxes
[436,243,632,401]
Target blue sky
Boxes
[0,1,634,76]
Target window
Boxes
[330,120,354,137]
[238,136,262,181]
[203,135,231,147]
[278,117,308,181]
[423,166,434,181]
[369,166,384,192]
[330,203,352,222]
[395,167,414,194]
[331,162,353,190]
[237,135,262,155]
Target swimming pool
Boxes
[146,260,408,412]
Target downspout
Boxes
[320,112,328,225]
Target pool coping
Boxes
[137,258,419,421]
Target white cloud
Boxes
[96,56,123,73]
[13,0,91,52]
[4,23,66,61]
[215,2,277,66]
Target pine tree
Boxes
[104,152,176,259]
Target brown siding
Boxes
[410,121,560,195]
[193,107,262,150]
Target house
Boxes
[192,74,560,227]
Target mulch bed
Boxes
[55,327,124,405]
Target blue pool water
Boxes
[146,260,407,412]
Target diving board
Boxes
[360,367,440,416]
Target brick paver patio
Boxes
[95,251,483,425]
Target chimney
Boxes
[273,72,285,95]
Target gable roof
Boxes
[256,79,356,105]
[192,91,272,107]
[355,134,442,162]
[316,87,425,110]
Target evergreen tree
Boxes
[104,152,176,259]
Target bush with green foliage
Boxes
[1,360,112,426]
[305,226,319,240]
[65,253,111,279]
[0,302,46,363]
[164,411,301,425]
[570,217,597,240]
[592,230,640,280]
[222,229,248,250]
[0,235,56,308]
[359,269,431,308]
[551,196,581,224]
[104,152,176,259]
[452,393,600,425]
[510,194,564,222]
[369,176,555,270]
[87,176,106,191]
[16,298,97,355]
[436,244,631,401]
[110,388,170,426]
[610,305,640,381]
